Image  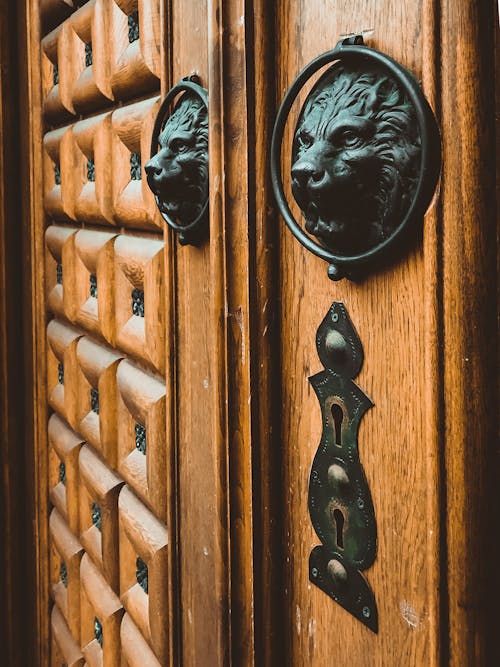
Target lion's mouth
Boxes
[161,199,181,215]
[304,201,347,236]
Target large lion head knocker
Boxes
[271,36,441,280]
[146,77,208,245]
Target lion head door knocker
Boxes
[271,36,441,632]
[145,76,208,246]
[271,35,441,280]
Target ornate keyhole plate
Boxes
[308,302,377,632]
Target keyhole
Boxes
[331,403,343,446]
[333,509,344,549]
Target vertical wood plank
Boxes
[275,2,442,665]
[172,0,231,663]
[18,0,49,664]
[421,0,445,664]
[247,1,285,665]
[440,2,499,665]
[0,1,30,665]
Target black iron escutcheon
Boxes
[271,36,441,280]
[308,302,377,632]
[145,76,208,246]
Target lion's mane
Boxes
[156,93,208,223]
[294,63,421,250]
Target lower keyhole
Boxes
[333,508,344,549]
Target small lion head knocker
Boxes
[146,77,209,245]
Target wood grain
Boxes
[119,484,169,663]
[74,230,118,341]
[50,507,84,640]
[110,0,161,100]
[114,234,165,372]
[170,0,232,663]
[73,113,115,225]
[71,0,114,113]
[111,97,162,230]
[247,1,284,663]
[276,2,441,665]
[48,413,85,533]
[51,605,85,667]
[440,1,499,665]
[45,225,79,320]
[120,612,162,667]
[80,552,124,666]
[116,359,167,520]
[79,443,124,591]
[40,0,75,35]
[76,337,122,462]
[18,0,50,660]
[0,1,32,662]
[214,2,259,664]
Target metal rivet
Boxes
[362,606,371,618]
[325,330,346,362]
[327,464,350,489]
[327,559,348,589]
[311,567,318,578]
[357,497,365,509]
[328,264,343,281]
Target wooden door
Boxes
[12,0,498,666]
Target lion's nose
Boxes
[144,159,162,177]
[291,162,325,188]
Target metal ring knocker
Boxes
[146,76,209,246]
[271,36,441,280]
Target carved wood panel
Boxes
[41,2,171,664]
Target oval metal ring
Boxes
[148,77,209,246]
[270,37,441,280]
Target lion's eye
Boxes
[298,131,313,149]
[170,138,189,153]
[339,130,362,147]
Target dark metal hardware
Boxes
[94,617,103,647]
[308,302,377,632]
[271,36,441,280]
[85,42,92,68]
[136,557,148,594]
[131,288,145,317]
[135,422,146,455]
[145,76,209,246]
[90,387,99,414]
[128,11,139,43]
[60,561,67,587]
[91,502,102,531]
[130,152,141,181]
[58,461,66,486]
[87,158,95,182]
